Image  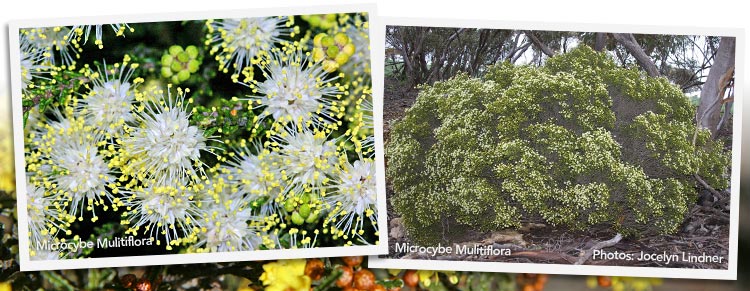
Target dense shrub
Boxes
[387,45,730,245]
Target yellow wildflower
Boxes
[259,259,312,291]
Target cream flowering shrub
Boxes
[388,45,729,244]
[18,12,376,260]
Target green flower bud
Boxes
[284,199,296,213]
[188,60,201,73]
[170,61,183,73]
[177,70,190,82]
[170,75,180,84]
[333,32,349,46]
[321,36,335,47]
[326,46,340,58]
[449,275,459,284]
[342,43,356,57]
[186,45,199,58]
[312,47,325,63]
[161,54,174,66]
[305,211,319,224]
[308,16,321,27]
[300,193,311,204]
[168,45,183,56]
[160,67,173,78]
[299,204,311,219]
[177,52,190,63]
[334,53,350,65]
[291,211,305,225]
[313,33,326,47]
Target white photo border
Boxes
[367,16,744,281]
[9,3,389,271]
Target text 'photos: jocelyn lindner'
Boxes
[369,18,743,280]
[10,4,388,271]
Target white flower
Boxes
[195,178,262,252]
[349,96,375,156]
[24,106,44,133]
[224,144,285,217]
[359,97,374,134]
[20,26,76,65]
[81,62,138,136]
[53,142,112,204]
[123,181,202,249]
[338,14,371,80]
[27,180,49,241]
[19,36,49,93]
[206,17,292,75]
[119,88,210,185]
[26,176,66,244]
[31,249,64,261]
[324,158,377,241]
[71,24,132,49]
[35,110,116,220]
[273,127,339,188]
[252,50,341,128]
[30,234,66,261]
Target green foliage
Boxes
[21,67,87,126]
[388,45,730,244]
[190,96,260,149]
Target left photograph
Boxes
[10,5,384,271]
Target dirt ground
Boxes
[381,77,731,270]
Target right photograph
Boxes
[372,22,741,279]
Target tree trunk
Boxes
[697,37,736,136]
[426,28,465,83]
[612,33,660,77]
[594,33,607,51]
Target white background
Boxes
[0,0,747,273]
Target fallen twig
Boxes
[698,206,730,223]
[504,251,577,264]
[694,174,728,201]
[712,195,731,208]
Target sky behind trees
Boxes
[385,27,735,137]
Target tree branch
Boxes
[612,33,660,77]
[694,174,728,201]
[427,28,466,83]
[510,42,532,64]
[524,30,555,57]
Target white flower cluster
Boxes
[21,13,376,260]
